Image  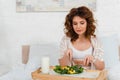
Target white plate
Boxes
[49,69,100,78]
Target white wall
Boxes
[0,0,120,66]
[96,0,120,32]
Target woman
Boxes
[59,6,105,70]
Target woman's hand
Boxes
[65,48,73,61]
[83,55,94,66]
[59,49,73,66]
[82,55,104,70]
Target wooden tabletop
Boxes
[32,67,107,80]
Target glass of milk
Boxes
[41,56,50,74]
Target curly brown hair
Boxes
[64,6,96,41]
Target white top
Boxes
[70,42,93,59]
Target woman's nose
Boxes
[77,24,81,28]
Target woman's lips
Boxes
[76,30,82,32]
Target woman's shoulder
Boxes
[61,35,71,41]
[91,36,100,42]
[91,36,103,48]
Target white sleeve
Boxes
[59,36,68,58]
[92,37,104,61]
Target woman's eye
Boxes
[80,22,84,24]
[73,23,77,25]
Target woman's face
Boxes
[72,16,87,36]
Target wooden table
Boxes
[32,67,107,80]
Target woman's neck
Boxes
[77,35,87,42]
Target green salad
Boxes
[53,65,84,74]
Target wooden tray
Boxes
[32,66,107,80]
